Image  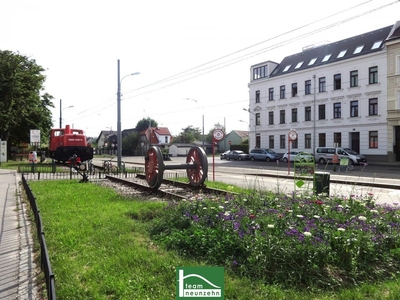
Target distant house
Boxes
[96,130,117,155]
[139,127,173,154]
[218,130,249,152]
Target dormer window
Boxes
[295,62,304,69]
[371,41,382,50]
[354,45,364,54]
[283,65,291,72]
[308,58,317,65]
[337,50,347,58]
[322,54,331,62]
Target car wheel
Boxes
[250,157,255,161]
[319,158,326,164]
[283,158,288,163]
[238,157,242,161]
[266,157,270,162]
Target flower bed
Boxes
[150,191,400,290]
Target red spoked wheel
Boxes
[186,147,208,186]
[145,146,165,189]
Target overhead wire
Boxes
[67,0,398,125]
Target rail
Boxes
[21,175,56,300]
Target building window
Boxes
[369,98,378,115]
[280,85,286,99]
[369,66,378,84]
[292,138,298,149]
[350,100,358,117]
[309,58,317,65]
[269,135,274,148]
[291,83,298,97]
[280,110,285,124]
[354,45,364,54]
[252,65,268,80]
[268,111,274,125]
[255,113,260,126]
[305,80,311,95]
[369,131,378,148]
[305,134,311,148]
[318,104,325,120]
[322,54,332,62]
[319,77,326,92]
[334,102,341,119]
[165,136,168,143]
[255,90,260,103]
[269,88,274,101]
[280,135,285,149]
[305,106,311,121]
[337,50,347,58]
[334,74,341,90]
[319,133,326,147]
[334,132,341,147]
[350,70,358,87]
[291,108,297,123]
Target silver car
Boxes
[249,148,280,162]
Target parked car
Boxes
[220,150,230,160]
[225,150,249,161]
[282,151,314,163]
[249,148,280,161]
[315,147,367,165]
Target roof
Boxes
[231,130,249,139]
[267,24,393,78]
[139,127,172,144]
[386,21,400,42]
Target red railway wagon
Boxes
[49,125,93,163]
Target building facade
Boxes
[248,21,400,162]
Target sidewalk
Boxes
[0,169,38,299]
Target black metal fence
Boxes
[21,175,56,300]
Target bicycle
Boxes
[102,158,117,173]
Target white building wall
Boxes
[248,50,388,159]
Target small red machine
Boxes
[49,125,93,163]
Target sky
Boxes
[1,0,399,138]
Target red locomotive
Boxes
[49,125,93,163]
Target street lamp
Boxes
[117,59,140,169]
[59,99,74,128]
[185,98,204,149]
[243,108,258,148]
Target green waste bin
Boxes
[314,171,330,195]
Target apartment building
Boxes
[248,21,400,162]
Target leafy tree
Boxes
[174,125,202,143]
[136,117,158,132]
[122,131,139,155]
[0,50,54,148]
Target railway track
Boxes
[104,174,237,201]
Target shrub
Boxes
[150,191,400,290]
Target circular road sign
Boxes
[213,129,224,141]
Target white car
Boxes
[282,151,314,163]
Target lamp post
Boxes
[117,59,140,169]
[185,98,204,149]
[243,108,257,148]
[59,99,74,128]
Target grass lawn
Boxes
[26,179,400,299]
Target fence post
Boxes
[52,159,56,173]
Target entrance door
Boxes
[396,126,400,161]
[350,132,360,153]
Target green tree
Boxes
[0,50,54,146]
[122,131,139,155]
[174,126,202,143]
[136,117,158,132]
